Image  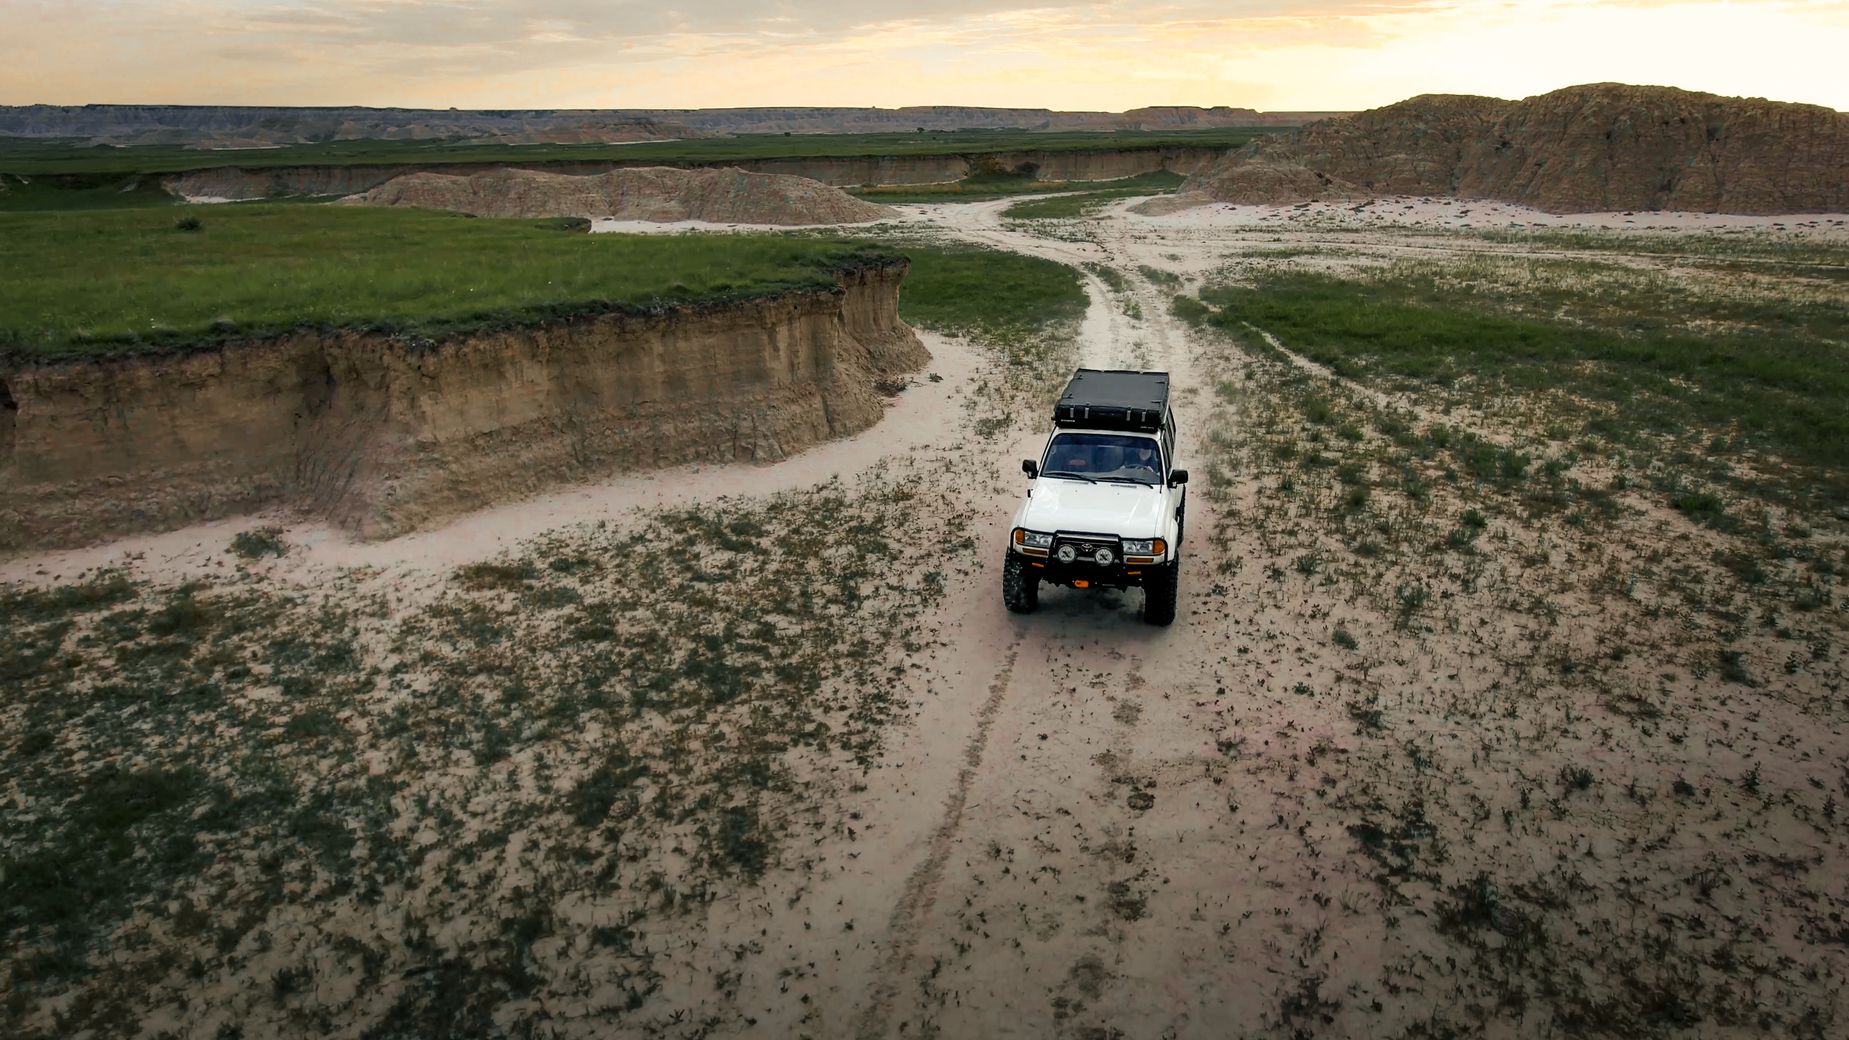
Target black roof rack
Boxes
[1053,369,1169,432]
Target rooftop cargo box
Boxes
[1053,369,1169,432]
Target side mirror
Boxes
[1022,459,1038,478]
[1168,469,1189,487]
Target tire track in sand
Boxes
[854,645,1021,1040]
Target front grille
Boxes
[1051,534,1124,568]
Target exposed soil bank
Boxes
[0,263,925,553]
[160,147,1228,200]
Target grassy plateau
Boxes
[0,205,907,360]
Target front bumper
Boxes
[1012,533,1165,590]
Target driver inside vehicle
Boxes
[1122,444,1160,477]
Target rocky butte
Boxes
[1177,83,1848,214]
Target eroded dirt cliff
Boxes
[0,263,925,552]
[1182,83,1848,213]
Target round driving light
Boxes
[1056,545,1078,564]
[1094,547,1115,566]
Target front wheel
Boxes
[1002,555,1039,614]
[1143,560,1179,626]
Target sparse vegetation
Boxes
[1181,220,1845,1037]
[0,470,973,1037]
[1199,261,1849,504]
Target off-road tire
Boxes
[1143,560,1179,626]
[1002,555,1039,614]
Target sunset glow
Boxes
[6,1,1846,111]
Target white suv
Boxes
[1004,369,1188,626]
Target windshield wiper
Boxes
[1042,471,1098,483]
[1095,476,1154,485]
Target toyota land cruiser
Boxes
[1003,369,1187,626]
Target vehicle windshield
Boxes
[1040,432,1163,485]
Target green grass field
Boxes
[0,174,180,213]
[0,128,1279,177]
[0,205,1083,363]
[0,206,904,360]
[895,243,1087,341]
[852,169,1186,205]
[999,171,1186,218]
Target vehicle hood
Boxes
[1018,478,1166,539]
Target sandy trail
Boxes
[823,199,1273,1038]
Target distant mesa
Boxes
[1172,84,1848,214]
[343,166,895,226]
[0,104,1337,147]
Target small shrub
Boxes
[455,561,538,590]
[229,527,287,559]
[1332,626,1359,650]
[1560,765,1595,791]
[1395,583,1429,618]
[174,215,203,232]
[1719,649,1756,686]
[1170,295,1213,325]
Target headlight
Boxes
[1013,529,1054,549]
[1123,538,1168,556]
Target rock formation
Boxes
[342,166,894,225]
[0,263,926,551]
[1179,84,1848,213]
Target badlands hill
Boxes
[1181,83,1848,213]
[344,166,894,225]
[0,104,1335,148]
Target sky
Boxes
[5,1,1847,112]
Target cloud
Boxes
[1,1,1844,110]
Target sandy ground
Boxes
[6,195,1847,1038]
[1138,194,1849,235]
